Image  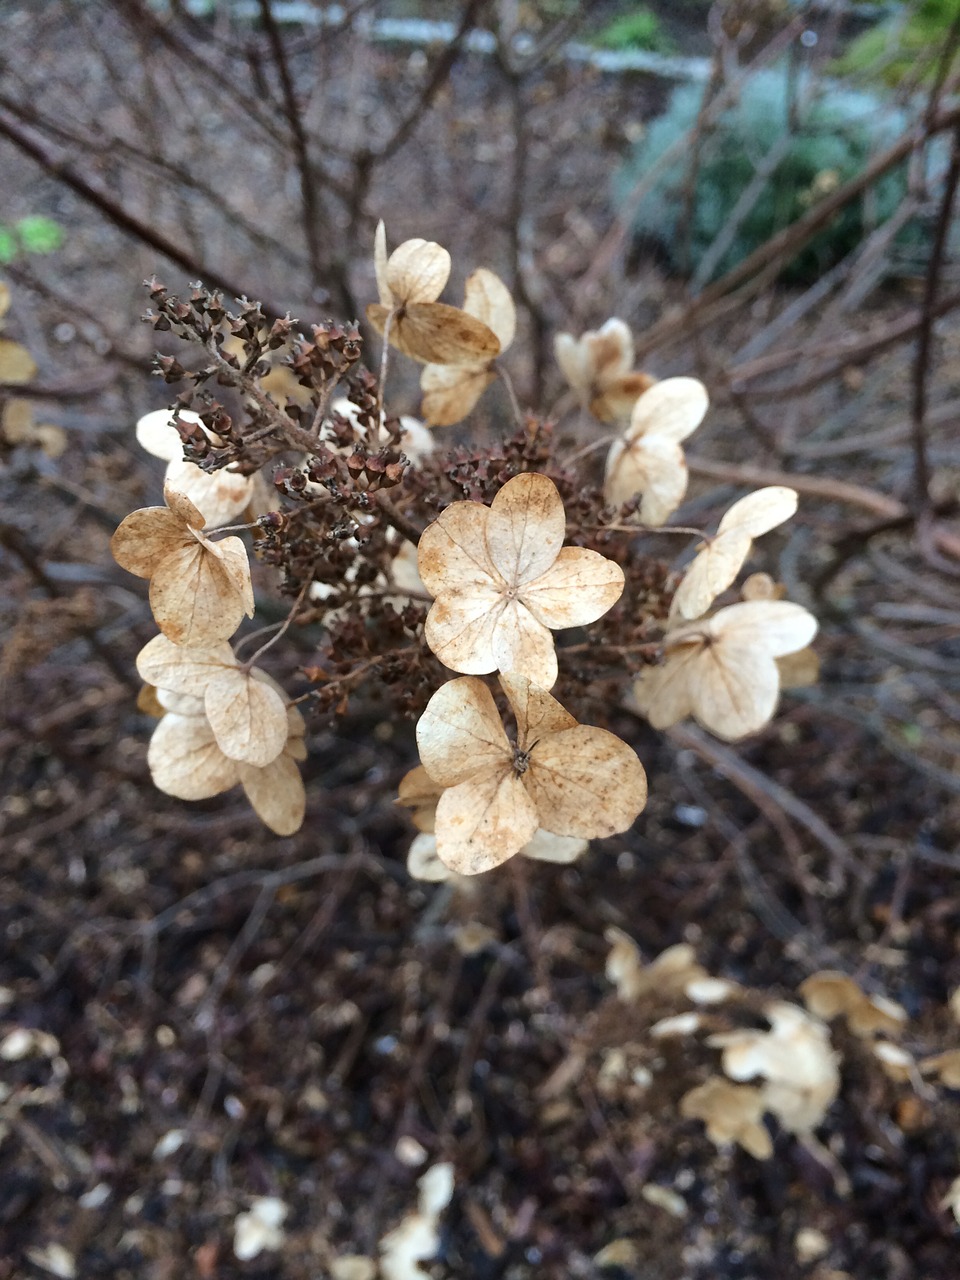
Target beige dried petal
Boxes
[519,547,625,630]
[590,372,657,425]
[682,632,781,741]
[135,407,207,462]
[524,724,647,840]
[740,572,780,601]
[407,833,452,882]
[680,1078,773,1160]
[156,686,206,716]
[520,829,588,864]
[147,712,240,800]
[554,331,589,395]
[461,268,516,351]
[398,765,443,829]
[366,302,500,366]
[625,376,709,444]
[486,472,567,586]
[604,435,688,524]
[111,507,192,579]
[0,338,38,385]
[417,500,497,596]
[777,647,819,689]
[204,667,289,767]
[385,237,451,305]
[420,364,495,427]
[136,635,236,697]
[499,671,577,748]
[416,676,511,788]
[491,600,558,690]
[712,600,818,657]
[434,769,539,875]
[164,457,255,529]
[238,751,306,835]
[638,648,697,731]
[920,1050,960,1089]
[718,486,798,538]
[424,586,508,676]
[149,534,252,646]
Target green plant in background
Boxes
[0,216,65,264]
[614,69,921,285]
[593,5,676,54]
[832,0,957,88]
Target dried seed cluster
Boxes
[112,225,817,860]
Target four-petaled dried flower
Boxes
[366,222,501,365]
[415,672,647,875]
[399,764,587,881]
[604,377,709,525]
[419,269,516,425]
[136,408,255,528]
[670,486,798,621]
[637,600,817,741]
[419,471,624,689]
[136,635,290,767]
[146,684,306,835]
[555,318,656,424]
[112,485,254,646]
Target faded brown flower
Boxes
[554,318,656,424]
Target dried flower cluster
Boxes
[113,225,818,863]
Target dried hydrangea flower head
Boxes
[135,408,255,529]
[680,1077,773,1160]
[637,599,818,740]
[398,764,587,881]
[419,471,624,689]
[554,317,656,424]
[112,485,254,646]
[366,222,501,365]
[709,1001,840,1137]
[604,377,709,526]
[419,268,516,425]
[136,635,290,768]
[670,486,798,622]
[146,685,306,836]
[415,672,647,875]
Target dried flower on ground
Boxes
[604,377,709,525]
[112,485,254,646]
[605,931,736,1005]
[554,318,656,423]
[419,268,516,425]
[146,684,306,835]
[670,486,798,621]
[366,222,501,365]
[680,1077,774,1159]
[415,672,647,875]
[637,599,818,740]
[419,471,624,688]
[136,408,255,528]
[709,1001,840,1137]
[800,971,907,1039]
[136,635,290,767]
[379,1164,454,1280]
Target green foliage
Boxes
[0,215,65,263]
[593,6,676,54]
[614,69,919,284]
[831,0,956,87]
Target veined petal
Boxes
[462,268,516,351]
[688,645,780,741]
[111,507,189,578]
[386,238,451,304]
[671,528,752,621]
[625,376,709,444]
[524,725,647,839]
[420,364,494,426]
[492,602,558,690]
[239,753,306,836]
[711,600,818,658]
[499,672,577,751]
[136,634,236,695]
[418,501,497,595]
[486,472,566,587]
[717,486,798,538]
[424,587,506,675]
[164,458,254,529]
[417,676,512,788]
[434,769,539,875]
[149,542,249,646]
[604,436,687,525]
[204,667,290,766]
[643,648,698,730]
[520,547,624,629]
[147,712,239,800]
